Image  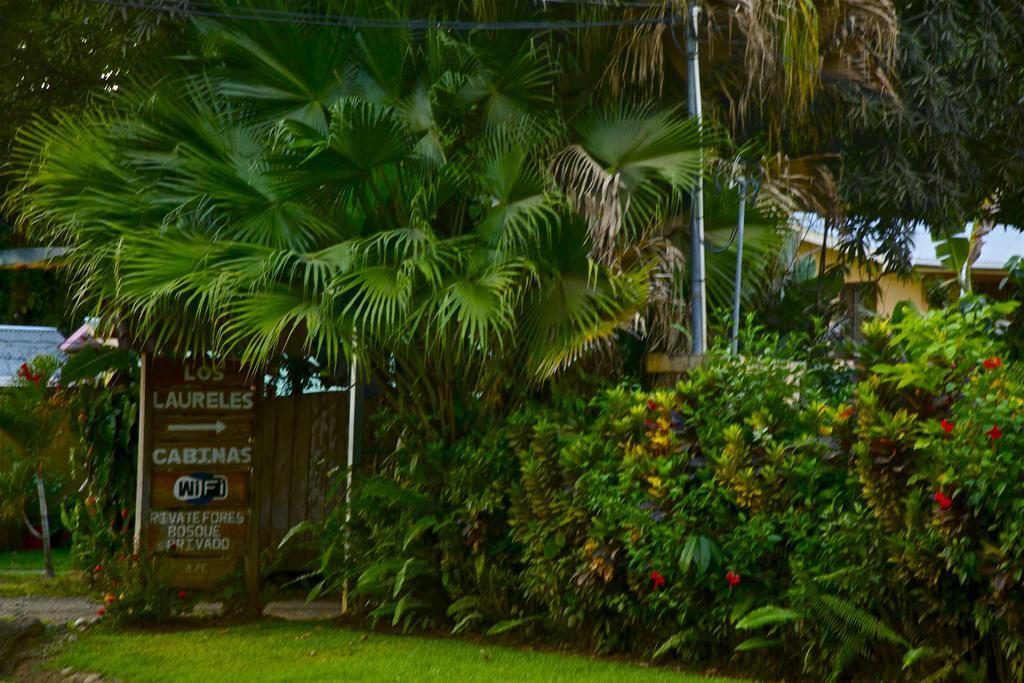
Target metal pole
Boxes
[685,1,707,355]
[730,180,747,355]
[341,352,358,615]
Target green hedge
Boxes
[324,300,1024,681]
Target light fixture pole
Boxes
[685,0,707,355]
[730,178,748,355]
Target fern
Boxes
[810,593,907,647]
[735,581,912,680]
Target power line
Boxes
[535,0,674,8]
[90,0,683,30]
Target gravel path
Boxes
[0,598,97,625]
[0,597,341,624]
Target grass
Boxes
[0,547,73,573]
[0,548,86,596]
[47,620,741,683]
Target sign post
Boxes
[135,355,260,610]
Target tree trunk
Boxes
[19,508,42,540]
[35,463,54,578]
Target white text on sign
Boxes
[184,365,225,382]
[152,390,254,411]
[152,446,252,466]
[149,510,247,553]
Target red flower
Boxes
[983,356,1002,369]
[17,363,29,379]
[725,571,741,588]
[646,400,659,411]
[838,406,854,420]
[933,490,953,510]
[104,594,116,605]
[178,590,188,600]
[96,608,106,617]
[644,419,656,429]
[93,564,103,574]
[121,509,130,520]
[987,425,1003,440]
[649,570,666,589]
[940,419,954,434]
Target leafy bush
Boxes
[62,356,140,574]
[91,550,198,624]
[315,300,1024,681]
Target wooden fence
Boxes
[257,391,351,570]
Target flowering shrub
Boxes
[327,300,1024,681]
[61,359,139,573]
[91,550,198,624]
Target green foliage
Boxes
[835,0,1024,268]
[0,355,68,556]
[7,4,794,448]
[92,551,197,625]
[313,300,1024,681]
[999,255,1024,359]
[62,352,139,574]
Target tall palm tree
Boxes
[8,2,790,440]
[0,14,623,437]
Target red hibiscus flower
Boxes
[940,419,954,434]
[96,608,106,617]
[178,590,188,600]
[649,570,666,589]
[646,400,659,411]
[838,406,854,420]
[93,564,103,574]
[725,571,741,588]
[987,425,1003,440]
[983,356,1002,369]
[933,490,953,510]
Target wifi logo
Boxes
[173,472,228,505]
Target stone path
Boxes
[0,597,341,624]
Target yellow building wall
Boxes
[796,240,929,316]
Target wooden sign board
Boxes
[135,355,261,610]
[150,470,249,509]
[159,557,240,589]
[147,509,250,555]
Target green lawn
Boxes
[0,547,72,573]
[48,621,741,683]
[0,548,85,596]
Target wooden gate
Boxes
[257,391,351,570]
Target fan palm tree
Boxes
[8,3,784,441]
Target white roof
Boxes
[909,224,1024,271]
[0,325,65,387]
[792,213,1024,272]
